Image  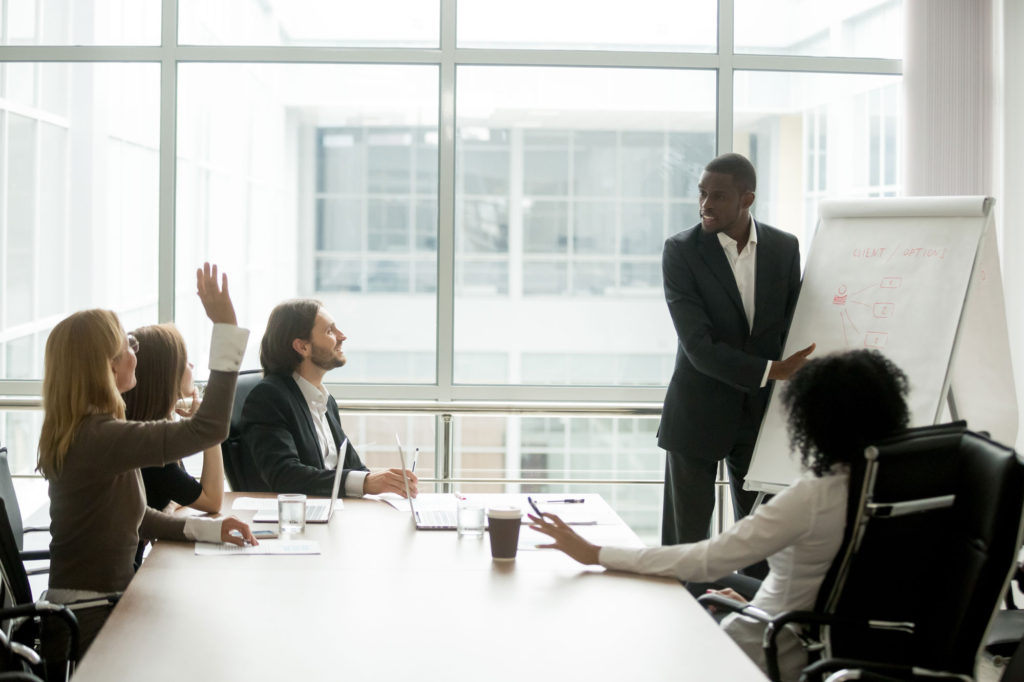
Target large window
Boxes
[0,0,904,530]
[452,66,715,386]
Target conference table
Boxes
[72,493,767,681]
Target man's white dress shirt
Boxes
[292,372,367,497]
[717,217,772,387]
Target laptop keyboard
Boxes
[416,509,457,527]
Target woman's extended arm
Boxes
[531,476,825,582]
[189,444,225,513]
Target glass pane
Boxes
[0,0,160,45]
[0,411,44,475]
[176,63,438,383]
[458,0,716,53]
[453,415,664,544]
[331,413,436,478]
[735,0,903,58]
[454,66,714,385]
[0,63,159,380]
[573,201,615,255]
[734,71,902,248]
[179,0,439,47]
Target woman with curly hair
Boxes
[530,349,910,681]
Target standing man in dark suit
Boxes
[660,153,814,548]
[240,299,416,497]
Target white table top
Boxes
[72,492,766,682]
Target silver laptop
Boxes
[253,438,348,524]
[396,434,456,530]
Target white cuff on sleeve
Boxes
[759,360,772,388]
[184,517,224,544]
[598,545,643,572]
[209,324,250,372]
[346,470,369,497]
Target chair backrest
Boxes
[820,425,1024,675]
[221,370,264,492]
[0,499,34,612]
[0,451,23,553]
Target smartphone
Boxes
[253,529,278,539]
[527,496,544,519]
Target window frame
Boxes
[0,0,902,406]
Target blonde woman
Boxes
[37,263,256,658]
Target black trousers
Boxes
[661,400,768,578]
[662,441,762,535]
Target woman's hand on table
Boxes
[529,512,601,565]
[221,517,258,546]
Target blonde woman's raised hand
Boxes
[196,262,237,326]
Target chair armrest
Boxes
[7,639,42,667]
[696,593,773,622]
[19,550,49,562]
[765,610,917,682]
[805,658,972,682]
[22,526,49,534]
[0,601,80,665]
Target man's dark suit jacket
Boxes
[240,373,368,495]
[658,219,801,461]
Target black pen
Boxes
[547,498,584,504]
[527,496,544,518]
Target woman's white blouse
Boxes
[600,471,848,612]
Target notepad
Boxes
[194,539,322,556]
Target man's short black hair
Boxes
[260,299,322,376]
[705,152,757,194]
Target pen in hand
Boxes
[412,447,419,473]
[527,496,544,519]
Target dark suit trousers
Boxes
[661,399,762,547]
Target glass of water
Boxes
[278,494,306,535]
[457,497,485,536]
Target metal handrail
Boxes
[338,400,663,417]
[1,397,665,415]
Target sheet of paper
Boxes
[232,497,343,511]
[377,493,606,525]
[194,539,322,556]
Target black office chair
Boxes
[0,601,79,682]
[987,567,1024,664]
[221,370,265,492]
[0,449,49,557]
[701,423,1024,682]
[999,634,1024,682]
[0,497,82,682]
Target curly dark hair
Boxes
[781,349,910,477]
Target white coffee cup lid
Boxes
[486,506,522,519]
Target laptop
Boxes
[253,438,348,524]
[396,434,457,530]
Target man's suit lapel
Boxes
[697,228,747,331]
[325,399,343,451]
[751,219,776,337]
[285,377,326,468]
